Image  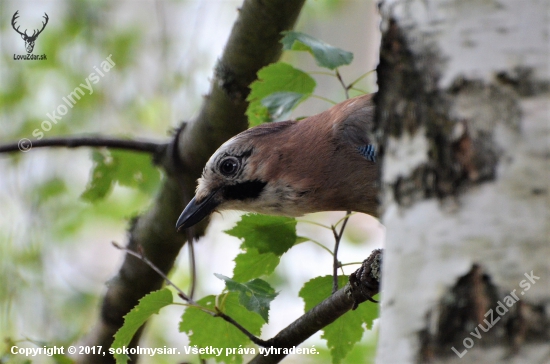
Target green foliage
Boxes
[260,91,305,122]
[81,149,161,202]
[53,353,74,364]
[180,294,264,364]
[215,274,278,322]
[300,276,379,364]
[232,248,280,282]
[246,63,316,126]
[226,214,300,301]
[2,8,373,361]
[112,288,173,364]
[245,31,357,128]
[32,178,68,203]
[225,214,298,255]
[315,336,378,364]
[281,31,354,70]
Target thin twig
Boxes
[111,241,195,304]
[349,87,368,94]
[348,70,375,89]
[295,237,334,256]
[215,309,270,347]
[332,211,355,228]
[331,210,351,294]
[112,241,269,347]
[0,135,166,154]
[335,69,349,100]
[307,71,335,77]
[296,219,331,230]
[339,261,363,267]
[310,94,337,105]
[328,75,354,293]
[331,227,340,294]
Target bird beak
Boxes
[176,191,220,231]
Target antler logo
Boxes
[12,11,49,54]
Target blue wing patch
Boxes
[357,144,376,162]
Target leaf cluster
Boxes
[246,31,353,127]
[110,32,377,364]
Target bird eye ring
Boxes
[219,157,239,176]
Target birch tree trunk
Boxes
[375,0,550,363]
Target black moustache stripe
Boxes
[223,180,267,201]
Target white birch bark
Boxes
[376,1,550,363]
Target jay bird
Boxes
[176,93,378,231]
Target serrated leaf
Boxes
[112,288,173,364]
[233,248,280,282]
[215,274,277,322]
[246,63,315,126]
[323,295,379,364]
[354,295,379,331]
[224,214,298,256]
[281,31,354,70]
[300,276,379,364]
[81,149,161,202]
[180,294,264,363]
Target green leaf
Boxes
[353,295,379,331]
[111,288,173,364]
[300,275,346,312]
[246,62,315,126]
[108,150,161,194]
[53,353,74,364]
[180,294,264,363]
[81,149,161,202]
[261,92,305,122]
[281,31,354,70]
[295,236,311,245]
[300,276,379,364]
[224,214,298,256]
[215,274,278,322]
[33,178,67,203]
[81,150,116,201]
[233,248,280,282]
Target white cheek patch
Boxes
[221,181,302,217]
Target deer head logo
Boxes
[12,11,49,54]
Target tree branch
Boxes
[0,135,166,155]
[249,249,382,364]
[78,1,307,363]
[111,241,195,304]
[216,310,270,348]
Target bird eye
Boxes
[219,157,239,176]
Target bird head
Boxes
[175,122,290,231]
